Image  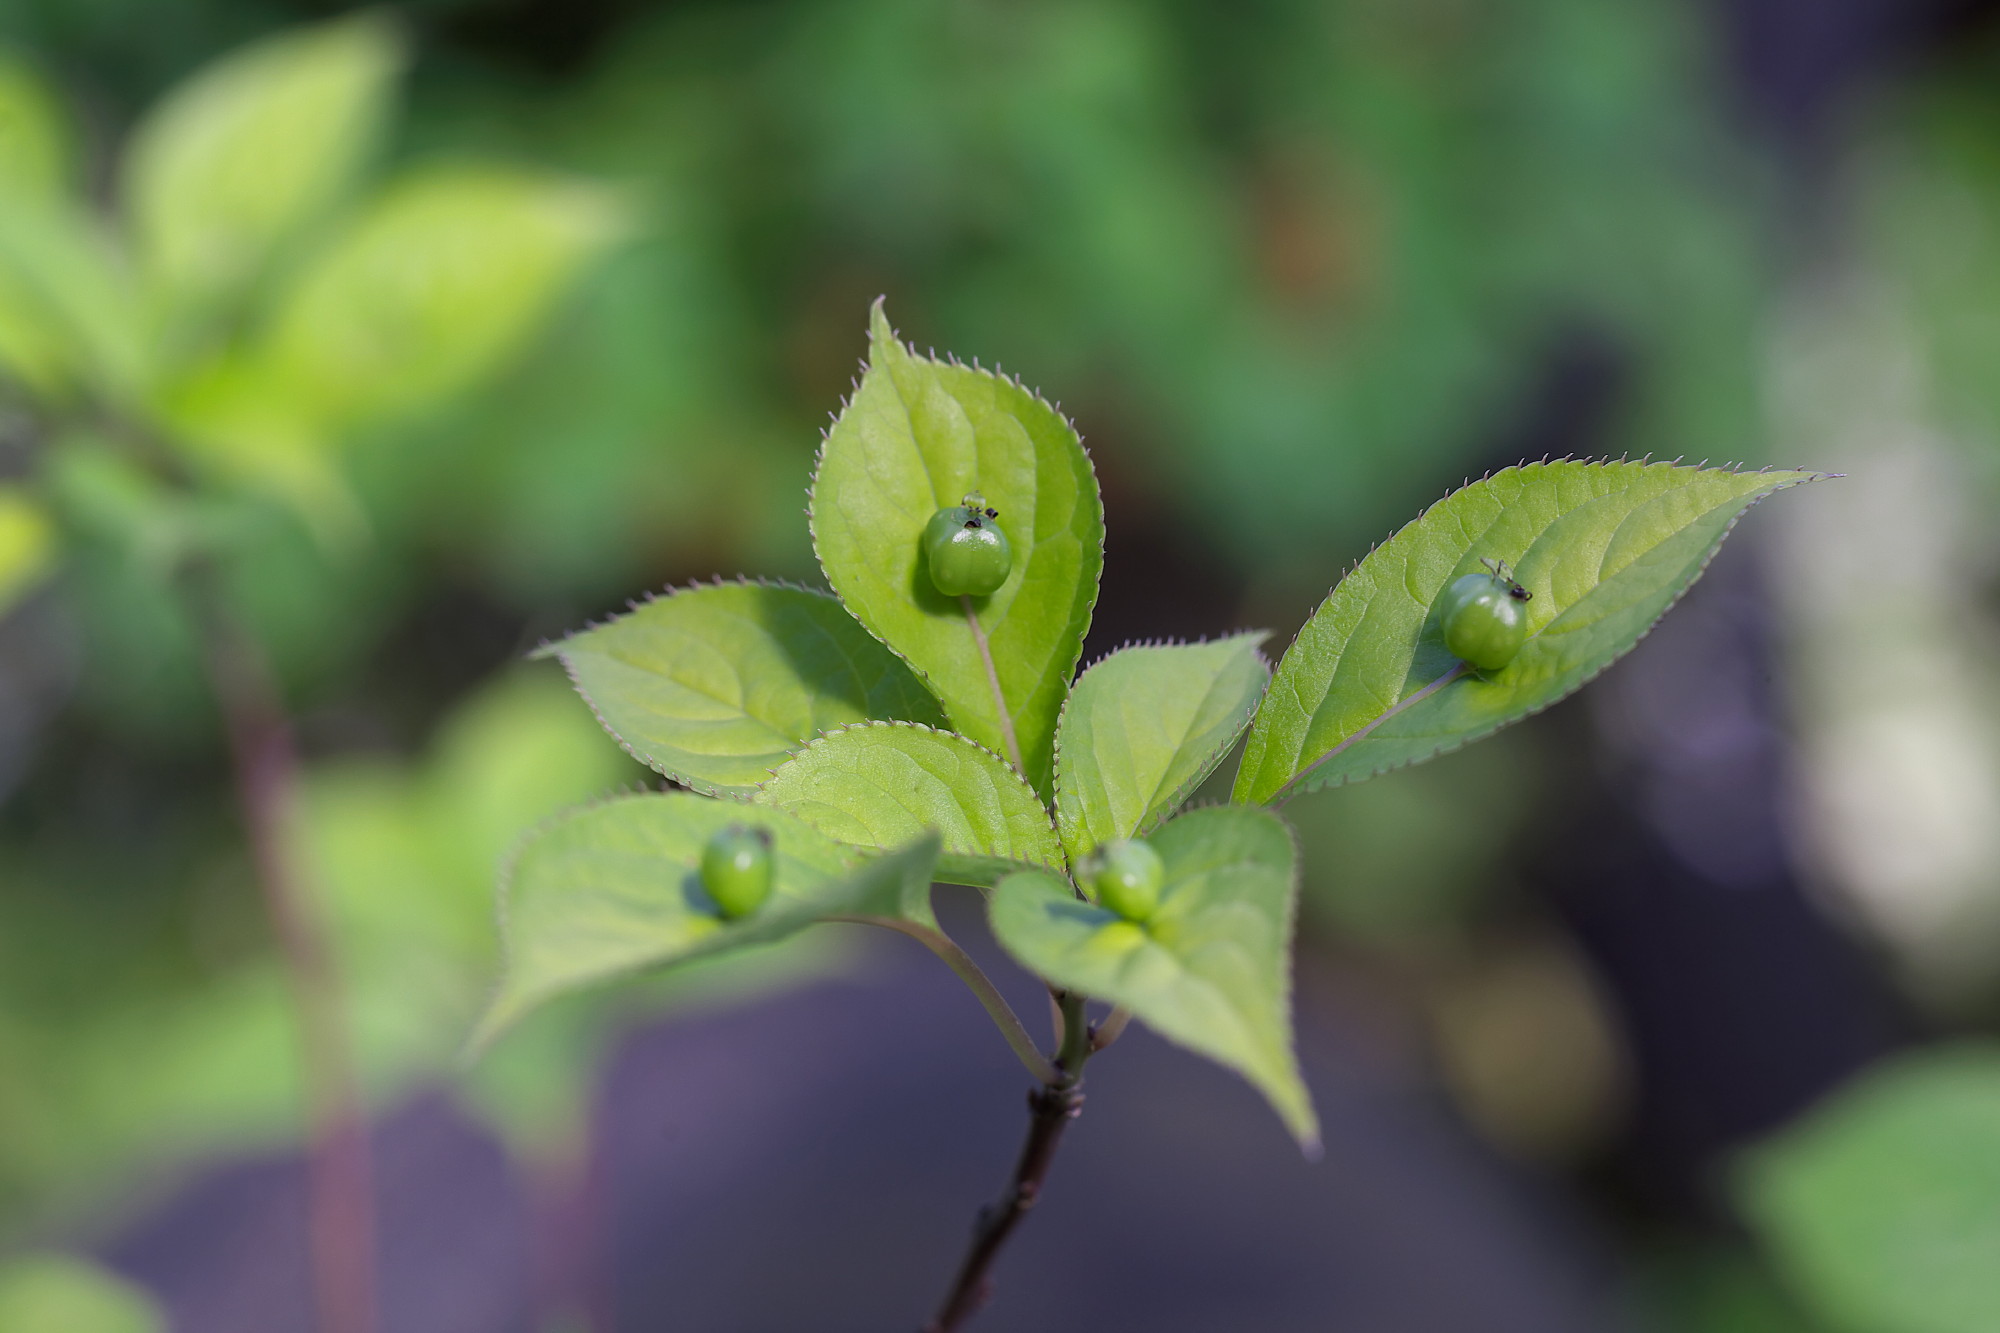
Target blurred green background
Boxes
[3,1,2000,1330]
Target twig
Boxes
[923,992,1093,1332]
[188,566,377,1333]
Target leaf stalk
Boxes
[960,594,1025,776]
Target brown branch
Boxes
[189,567,378,1333]
[922,993,1093,1333]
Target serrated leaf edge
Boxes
[1052,632,1274,856]
[754,717,1065,875]
[1265,462,1829,802]
[471,784,834,1052]
[803,298,1107,790]
[536,575,899,798]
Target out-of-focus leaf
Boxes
[810,300,1103,797]
[1053,634,1269,861]
[1738,1045,2000,1333]
[989,805,1316,1149]
[474,792,934,1048]
[0,204,144,401]
[0,1254,163,1333]
[0,485,55,613]
[151,356,361,545]
[1235,462,1823,804]
[0,50,69,202]
[259,165,626,426]
[123,14,402,310]
[543,580,945,797]
[754,720,1063,887]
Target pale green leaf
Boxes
[1738,1045,2000,1333]
[259,165,626,426]
[474,790,939,1048]
[0,484,55,614]
[150,357,363,545]
[809,300,1103,798]
[123,14,402,309]
[754,720,1063,887]
[0,50,70,202]
[0,1255,163,1333]
[1054,634,1270,861]
[543,580,945,797]
[0,204,145,401]
[1235,461,1824,804]
[988,805,1316,1149]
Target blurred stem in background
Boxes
[185,558,377,1333]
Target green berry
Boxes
[700,824,774,919]
[923,492,1012,598]
[1439,569,1529,671]
[1082,838,1165,922]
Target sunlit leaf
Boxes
[0,1255,163,1333]
[754,720,1063,887]
[259,165,626,426]
[988,805,1316,1149]
[1054,634,1269,861]
[474,790,939,1048]
[123,14,402,310]
[1738,1045,2000,1333]
[542,580,945,797]
[1235,461,1823,803]
[810,300,1103,798]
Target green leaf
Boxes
[474,790,939,1048]
[0,50,71,202]
[0,484,55,614]
[542,580,945,797]
[257,165,626,427]
[754,720,1064,888]
[1234,461,1823,804]
[0,204,144,402]
[1737,1045,2000,1333]
[989,805,1317,1149]
[809,300,1103,798]
[150,360,361,546]
[1054,634,1270,861]
[0,1255,163,1333]
[123,15,402,311]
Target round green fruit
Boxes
[923,493,1012,598]
[1082,838,1165,922]
[1439,571,1529,671]
[700,824,774,919]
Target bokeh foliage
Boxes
[1,4,1993,1333]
